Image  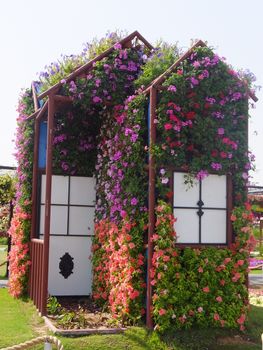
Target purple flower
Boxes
[60,79,66,84]
[113,151,122,161]
[242,172,249,180]
[131,197,138,206]
[69,80,77,93]
[193,61,201,68]
[205,97,216,104]
[161,177,169,184]
[168,85,177,92]
[114,43,122,50]
[190,77,199,88]
[217,128,225,136]
[211,162,222,171]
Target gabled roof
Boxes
[144,40,258,102]
[37,31,153,101]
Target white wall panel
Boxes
[70,177,96,205]
[69,206,95,235]
[201,210,227,244]
[41,175,69,204]
[48,236,92,295]
[174,209,199,243]
[173,172,199,207]
[202,175,226,208]
[40,205,68,235]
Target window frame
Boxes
[167,168,233,248]
[37,170,96,238]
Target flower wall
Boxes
[8,90,34,296]
[150,46,256,331]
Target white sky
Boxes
[0,0,262,184]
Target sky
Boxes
[0,0,262,184]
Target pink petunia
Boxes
[159,308,167,316]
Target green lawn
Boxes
[0,288,262,350]
[0,244,7,278]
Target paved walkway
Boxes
[249,273,263,287]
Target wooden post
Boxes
[146,87,157,329]
[41,95,55,315]
[30,118,40,240]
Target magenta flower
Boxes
[196,170,209,181]
[190,77,199,87]
[168,85,177,92]
[114,43,122,50]
[131,198,138,206]
[211,162,222,171]
[93,96,102,103]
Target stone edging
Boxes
[43,316,126,336]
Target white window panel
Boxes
[68,206,95,235]
[174,209,199,243]
[41,175,69,204]
[202,175,227,208]
[173,172,199,207]
[201,210,227,244]
[40,205,68,235]
[70,177,96,206]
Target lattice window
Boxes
[39,175,96,236]
[173,172,228,244]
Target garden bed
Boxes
[45,296,126,335]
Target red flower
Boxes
[214,313,220,321]
[203,286,210,293]
[230,214,237,221]
[237,314,246,325]
[211,149,218,157]
[185,111,196,120]
[187,144,194,151]
[164,123,173,130]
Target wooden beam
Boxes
[146,86,157,329]
[41,94,55,316]
[31,82,39,112]
[30,117,41,240]
[143,40,206,95]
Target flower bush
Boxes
[152,202,254,333]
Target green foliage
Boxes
[47,296,61,315]
[0,174,15,205]
[135,40,181,88]
[39,30,127,92]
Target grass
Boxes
[0,244,7,278]
[0,288,262,350]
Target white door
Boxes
[40,175,96,295]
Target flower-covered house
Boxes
[9,31,257,331]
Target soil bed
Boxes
[47,296,123,331]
